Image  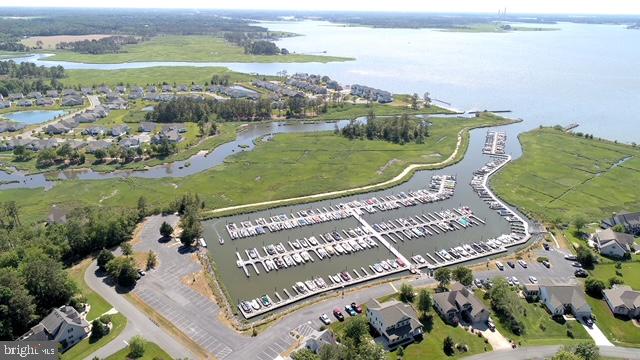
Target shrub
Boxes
[537,256,549,263]
[443,336,455,356]
[567,329,574,338]
[99,314,112,324]
[128,336,146,358]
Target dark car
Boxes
[507,261,515,268]
[574,269,588,278]
[583,316,594,328]
[333,308,344,321]
[543,243,550,250]
[351,302,362,313]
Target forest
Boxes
[0,61,65,96]
[339,113,430,144]
[56,35,140,54]
[145,96,274,122]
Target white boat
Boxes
[250,299,261,310]
[292,253,304,264]
[301,251,311,262]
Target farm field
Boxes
[491,128,640,223]
[20,34,113,49]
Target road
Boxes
[83,258,196,360]
[464,345,640,360]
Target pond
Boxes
[2,110,66,124]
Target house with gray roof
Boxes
[595,228,636,258]
[46,90,59,98]
[365,298,423,349]
[85,140,112,153]
[116,86,127,94]
[603,212,640,236]
[63,89,79,96]
[8,93,24,100]
[162,84,173,92]
[45,123,70,135]
[603,285,640,319]
[433,283,490,325]
[75,113,97,123]
[27,91,43,99]
[539,284,591,319]
[82,126,107,136]
[0,101,11,109]
[119,138,140,149]
[62,96,84,106]
[17,99,33,107]
[18,305,90,351]
[81,88,94,95]
[36,97,55,106]
[111,125,129,137]
[138,122,157,133]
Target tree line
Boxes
[0,61,65,97]
[55,35,139,54]
[223,32,289,55]
[145,96,273,122]
[339,113,430,145]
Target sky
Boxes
[2,0,640,15]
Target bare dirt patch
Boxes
[21,34,114,49]
[180,267,216,303]
[377,158,401,175]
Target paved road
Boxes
[83,258,196,360]
[464,345,640,360]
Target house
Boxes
[523,284,540,300]
[18,305,90,351]
[603,212,640,236]
[152,128,182,144]
[85,140,112,153]
[162,85,173,93]
[97,85,111,94]
[138,122,157,133]
[191,84,204,91]
[365,298,423,348]
[595,229,636,258]
[36,98,55,106]
[47,205,68,225]
[61,96,84,106]
[433,283,490,325]
[27,91,43,99]
[62,89,79,96]
[30,138,60,151]
[46,90,59,98]
[603,285,640,319]
[119,138,140,149]
[539,284,592,319]
[116,86,127,94]
[147,85,158,93]
[111,125,129,137]
[60,119,79,129]
[0,101,12,109]
[82,126,107,136]
[128,91,144,100]
[177,84,189,92]
[8,93,24,100]
[302,329,337,354]
[17,100,33,107]
[81,88,94,95]
[74,113,97,123]
[106,97,127,110]
[45,123,70,135]
[92,106,109,118]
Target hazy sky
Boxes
[2,0,640,15]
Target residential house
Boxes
[82,126,107,136]
[74,113,97,123]
[97,85,111,94]
[61,96,84,106]
[111,125,129,137]
[177,84,189,92]
[60,119,79,129]
[152,128,182,144]
[119,138,140,149]
[27,91,43,99]
[162,84,173,93]
[17,100,33,107]
[62,89,79,96]
[47,206,68,225]
[539,284,592,319]
[106,97,127,110]
[18,305,90,352]
[603,212,640,236]
[36,98,55,106]
[92,105,109,118]
[30,139,60,151]
[116,86,127,94]
[45,123,70,135]
[147,85,158,93]
[8,93,24,100]
[138,122,157,133]
[595,228,636,258]
[85,140,112,153]
[46,90,60,98]
[603,285,640,319]
[128,91,144,100]
[80,88,94,95]
[365,298,423,348]
[350,84,393,103]
[0,101,12,109]
[191,84,204,91]
[303,329,337,354]
[433,283,490,325]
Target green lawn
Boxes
[314,102,453,121]
[0,113,511,223]
[62,66,263,88]
[45,35,351,64]
[492,128,640,223]
[477,290,591,346]
[586,295,640,348]
[61,313,127,360]
[589,256,640,289]
[68,259,112,320]
[105,341,172,360]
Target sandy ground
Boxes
[20,34,113,49]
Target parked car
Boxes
[351,302,362,314]
[572,262,583,268]
[487,318,496,331]
[564,254,578,261]
[506,277,514,286]
[583,316,594,328]
[542,260,551,268]
[511,277,520,286]
[496,261,504,271]
[543,243,550,250]
[333,308,344,321]
[344,305,357,316]
[137,269,146,276]
[528,276,538,284]
[507,261,515,268]
[518,260,528,268]
[574,269,589,278]
[474,279,483,288]
[319,313,331,325]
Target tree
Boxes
[417,289,433,313]
[611,224,626,233]
[399,283,415,303]
[146,250,157,270]
[179,212,202,247]
[20,251,76,315]
[397,345,405,359]
[573,216,587,233]
[90,319,109,341]
[564,342,600,360]
[453,267,473,287]
[121,242,133,256]
[0,269,36,339]
[552,351,583,360]
[106,256,138,288]
[128,336,146,358]
[584,278,605,298]
[443,336,455,355]
[137,196,147,220]
[96,249,115,270]
[609,277,624,287]
[434,268,452,289]
[159,221,173,238]
[576,246,596,268]
[343,316,369,346]
[291,348,320,360]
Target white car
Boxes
[518,259,528,268]
[528,276,538,284]
[511,277,520,286]
[319,313,332,325]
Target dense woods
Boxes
[0,61,65,96]
[339,113,430,144]
[223,32,289,55]
[145,96,273,122]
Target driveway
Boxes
[581,320,614,347]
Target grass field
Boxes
[61,313,127,360]
[589,255,640,289]
[491,128,640,223]
[0,114,511,223]
[586,295,640,348]
[45,35,352,63]
[68,259,112,321]
[62,66,263,88]
[105,341,172,360]
[477,290,591,346]
[315,102,453,120]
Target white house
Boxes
[365,298,423,348]
[595,229,636,258]
[539,285,592,319]
[603,285,640,319]
[18,305,91,351]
